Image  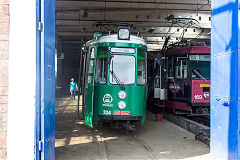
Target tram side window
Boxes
[167,57,174,78]
[95,57,107,84]
[175,61,181,78]
[137,59,146,85]
[137,48,146,85]
[87,48,95,84]
[175,59,188,79]
[182,61,187,78]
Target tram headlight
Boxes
[118,101,126,110]
[118,91,127,100]
[203,92,209,98]
[117,26,130,40]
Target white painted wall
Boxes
[8,0,36,159]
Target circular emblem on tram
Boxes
[103,94,113,104]
[203,92,210,99]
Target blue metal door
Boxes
[211,0,240,159]
[36,0,55,159]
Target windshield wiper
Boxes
[108,49,125,90]
[193,69,208,83]
[110,70,125,90]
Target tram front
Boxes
[87,28,147,130]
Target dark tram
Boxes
[165,42,211,116]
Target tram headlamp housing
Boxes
[117,26,130,40]
[118,91,127,100]
[203,92,209,99]
[118,101,126,110]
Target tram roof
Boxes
[86,34,146,46]
[166,46,210,56]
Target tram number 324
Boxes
[194,95,202,100]
[103,110,111,115]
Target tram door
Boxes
[84,47,96,127]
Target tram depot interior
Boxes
[55,0,211,159]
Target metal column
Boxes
[211,0,239,159]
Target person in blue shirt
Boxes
[70,78,78,101]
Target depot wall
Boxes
[0,0,9,159]
[7,0,36,160]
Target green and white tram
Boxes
[82,27,147,130]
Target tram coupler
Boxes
[124,121,136,131]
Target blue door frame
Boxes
[35,0,41,159]
[211,0,240,159]
[36,0,55,159]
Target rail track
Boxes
[98,136,108,160]
[95,130,108,160]
[128,131,158,160]
[95,128,158,160]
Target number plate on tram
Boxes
[114,111,130,115]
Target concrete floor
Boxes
[55,97,210,160]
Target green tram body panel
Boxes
[93,85,147,125]
[84,34,147,127]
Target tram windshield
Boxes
[190,55,210,80]
[109,55,135,85]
